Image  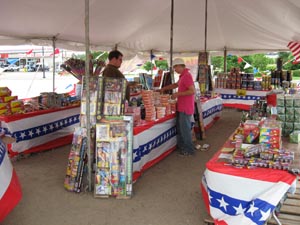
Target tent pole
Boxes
[223,46,227,73]
[169,0,174,83]
[204,0,208,64]
[52,37,56,92]
[150,49,153,77]
[42,46,45,79]
[85,0,92,192]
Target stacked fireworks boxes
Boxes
[276,94,300,137]
[0,87,24,115]
[94,77,133,199]
[226,68,241,89]
[214,73,227,89]
[231,119,294,170]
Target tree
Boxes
[155,60,168,70]
[143,61,155,71]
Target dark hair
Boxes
[108,50,123,61]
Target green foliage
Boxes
[266,64,276,71]
[143,61,155,71]
[212,53,283,75]
[155,60,168,70]
[292,70,300,77]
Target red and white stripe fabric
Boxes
[132,114,177,181]
[0,106,80,156]
[0,140,22,223]
[201,146,297,225]
[287,41,300,63]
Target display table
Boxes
[214,88,268,110]
[200,96,223,130]
[0,105,80,156]
[132,114,177,181]
[201,133,297,225]
[0,139,22,223]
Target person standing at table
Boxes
[102,50,129,100]
[160,58,196,156]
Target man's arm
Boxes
[171,84,195,99]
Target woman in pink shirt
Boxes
[161,58,195,156]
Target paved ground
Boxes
[2,106,242,225]
[0,71,78,99]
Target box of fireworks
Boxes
[0,95,18,103]
[285,95,294,107]
[232,158,249,165]
[262,142,281,150]
[284,122,294,130]
[260,127,281,136]
[0,103,9,110]
[285,107,294,115]
[248,158,269,168]
[293,122,300,130]
[266,93,276,106]
[232,149,245,159]
[243,120,260,138]
[294,114,300,122]
[245,127,260,144]
[259,135,281,145]
[276,106,285,114]
[94,115,133,199]
[11,107,23,114]
[294,107,300,115]
[10,100,24,109]
[64,127,87,192]
[244,144,264,157]
[0,109,12,115]
[0,87,11,97]
[285,113,295,122]
[289,130,300,143]
[234,134,243,149]
[268,161,286,170]
[293,95,300,107]
[273,151,294,163]
[260,151,274,160]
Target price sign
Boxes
[236,89,247,96]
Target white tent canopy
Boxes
[1,0,300,56]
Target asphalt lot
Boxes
[0,71,78,99]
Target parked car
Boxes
[4,64,19,72]
[24,65,36,72]
[35,63,49,72]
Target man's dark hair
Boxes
[108,50,123,61]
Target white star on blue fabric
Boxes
[20,132,26,139]
[36,128,41,135]
[43,126,48,133]
[217,197,229,211]
[247,202,259,216]
[49,124,54,130]
[28,130,34,137]
[259,209,271,221]
[233,203,245,215]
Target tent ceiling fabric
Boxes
[1,0,300,55]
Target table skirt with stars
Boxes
[201,133,297,225]
[132,114,177,181]
[214,88,268,111]
[0,106,80,157]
